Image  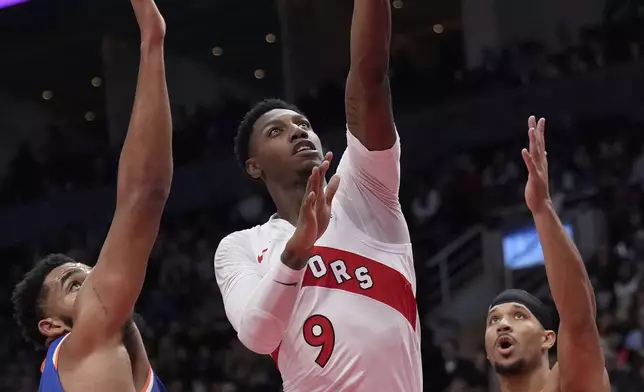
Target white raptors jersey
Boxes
[215,130,422,392]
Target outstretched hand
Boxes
[131,0,166,45]
[522,115,551,214]
[286,152,341,262]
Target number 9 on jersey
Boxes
[303,314,335,368]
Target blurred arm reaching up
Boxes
[522,116,609,392]
[65,0,173,353]
[345,0,396,151]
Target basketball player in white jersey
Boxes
[214,0,421,391]
[484,116,609,392]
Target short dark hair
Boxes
[12,253,74,350]
[234,98,302,170]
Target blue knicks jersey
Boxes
[40,333,166,392]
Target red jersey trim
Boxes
[301,246,417,330]
[270,246,416,366]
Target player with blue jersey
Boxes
[11,1,172,390]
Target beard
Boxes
[493,358,528,375]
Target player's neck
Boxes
[498,364,549,392]
[268,174,329,226]
[268,181,307,226]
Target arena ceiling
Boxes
[0,0,461,117]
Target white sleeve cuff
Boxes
[266,259,307,285]
[345,126,401,161]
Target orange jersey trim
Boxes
[52,334,71,370]
[141,367,153,392]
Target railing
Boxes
[423,225,485,311]
[507,266,548,295]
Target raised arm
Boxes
[68,0,172,349]
[335,0,408,244]
[522,116,609,392]
[345,0,395,151]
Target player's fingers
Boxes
[303,167,318,205]
[528,115,537,130]
[325,175,341,206]
[302,191,317,222]
[306,191,316,209]
[317,152,333,182]
[530,128,544,167]
[534,118,547,166]
[312,166,320,185]
[537,117,546,152]
[305,168,315,193]
[318,159,331,181]
[315,171,326,207]
[521,148,536,174]
[528,127,537,157]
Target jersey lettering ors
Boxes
[303,246,416,329]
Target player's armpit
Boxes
[555,323,610,392]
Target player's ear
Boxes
[246,158,262,180]
[38,317,69,339]
[542,329,556,350]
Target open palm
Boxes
[288,152,340,261]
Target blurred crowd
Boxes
[1,13,644,392]
[2,14,644,206]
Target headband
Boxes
[489,289,554,330]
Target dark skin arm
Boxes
[345,0,396,151]
[522,116,609,392]
[65,0,171,354]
